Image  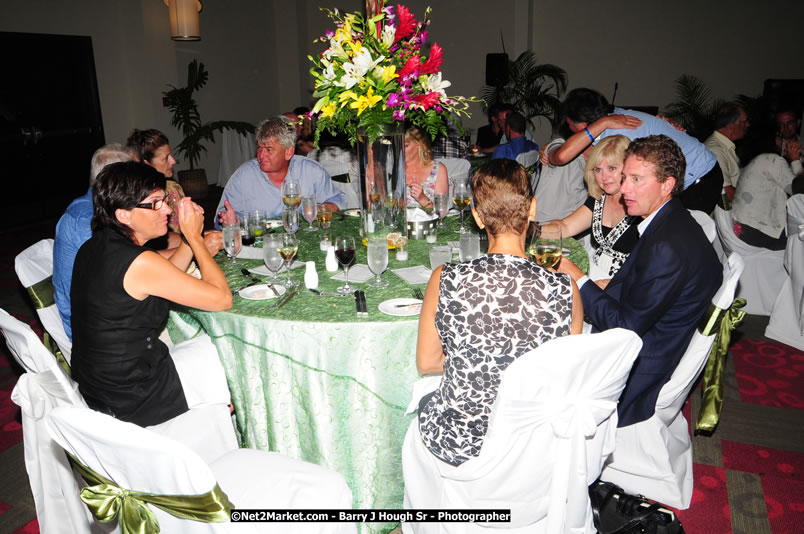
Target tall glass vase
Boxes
[357,124,407,247]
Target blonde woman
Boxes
[405,126,449,209]
[545,135,639,279]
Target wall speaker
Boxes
[485,53,508,87]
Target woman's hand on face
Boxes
[177,197,204,237]
[785,139,802,162]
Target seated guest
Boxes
[126,129,184,246]
[533,134,587,222]
[705,103,750,203]
[473,103,512,154]
[547,88,722,214]
[775,107,803,163]
[732,133,802,250]
[491,111,539,161]
[417,158,583,466]
[559,135,722,427]
[216,116,345,226]
[283,106,315,155]
[53,144,137,341]
[405,126,449,209]
[307,132,361,208]
[71,161,231,426]
[432,121,469,160]
[545,135,639,279]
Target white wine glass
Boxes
[283,208,299,235]
[278,233,299,289]
[262,234,284,284]
[335,236,356,295]
[452,177,471,233]
[301,197,318,232]
[434,193,449,228]
[366,237,389,288]
[527,223,563,270]
[281,179,302,209]
[222,223,241,265]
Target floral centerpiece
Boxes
[309,4,474,144]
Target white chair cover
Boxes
[217,130,256,187]
[688,209,716,244]
[317,158,362,209]
[601,253,745,509]
[46,406,356,533]
[438,158,470,204]
[1,308,97,534]
[402,329,642,533]
[713,205,785,315]
[765,195,804,350]
[14,238,72,362]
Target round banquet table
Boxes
[167,212,589,534]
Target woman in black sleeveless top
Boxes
[71,162,232,426]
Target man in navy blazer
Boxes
[559,135,722,427]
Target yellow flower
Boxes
[347,41,363,57]
[338,90,359,108]
[320,101,337,119]
[374,65,398,85]
[349,87,383,116]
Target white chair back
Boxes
[438,157,470,203]
[601,252,744,509]
[403,329,642,533]
[765,195,804,349]
[14,238,72,361]
[47,406,356,533]
[688,209,716,244]
[317,158,362,209]
[713,205,785,315]
[216,129,256,187]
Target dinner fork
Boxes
[413,288,424,300]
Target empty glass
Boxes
[367,237,389,287]
[459,232,481,262]
[283,208,299,235]
[301,197,317,231]
[262,235,284,284]
[222,223,241,264]
[434,193,449,228]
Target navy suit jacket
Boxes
[580,198,722,427]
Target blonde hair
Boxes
[584,135,630,199]
[405,126,434,165]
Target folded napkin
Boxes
[249,260,304,276]
[237,246,264,260]
[330,264,375,283]
[391,265,433,285]
[407,208,438,222]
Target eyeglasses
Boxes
[135,196,168,210]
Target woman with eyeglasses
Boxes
[70,161,231,426]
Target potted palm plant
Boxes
[163,60,254,198]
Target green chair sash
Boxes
[330,173,351,184]
[694,298,747,435]
[23,275,72,377]
[69,455,234,534]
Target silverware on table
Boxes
[394,301,422,308]
[309,288,349,297]
[275,286,301,308]
[354,290,368,316]
[238,268,279,297]
[412,288,424,300]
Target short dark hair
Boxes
[624,135,686,196]
[505,111,527,134]
[126,129,170,163]
[92,161,167,241]
[561,88,613,124]
[471,159,532,236]
[713,103,744,130]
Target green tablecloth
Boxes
[168,214,588,534]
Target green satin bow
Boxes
[70,455,234,534]
[695,298,747,435]
[25,276,72,377]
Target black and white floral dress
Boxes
[418,253,573,466]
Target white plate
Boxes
[378,298,422,317]
[343,208,362,217]
[265,219,283,229]
[239,284,287,300]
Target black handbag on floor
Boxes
[589,480,685,534]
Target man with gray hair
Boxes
[216,116,345,227]
[705,103,749,203]
[54,143,137,340]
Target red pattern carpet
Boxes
[732,339,804,410]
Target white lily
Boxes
[335,48,384,90]
[419,72,451,97]
[381,25,395,48]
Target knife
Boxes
[275,286,302,308]
[309,288,349,297]
[239,268,280,297]
[355,290,368,316]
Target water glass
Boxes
[247,210,267,245]
[222,223,241,264]
[367,238,389,287]
[301,197,317,231]
[283,208,299,235]
[459,232,481,262]
[434,193,449,228]
[262,235,284,284]
[429,245,452,270]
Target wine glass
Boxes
[452,177,472,233]
[247,210,267,245]
[278,233,299,289]
[262,235,284,284]
[434,193,449,228]
[281,179,302,209]
[222,223,241,264]
[366,237,389,287]
[283,208,299,235]
[527,223,563,270]
[335,236,357,295]
[301,197,317,232]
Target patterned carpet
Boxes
[1,217,803,534]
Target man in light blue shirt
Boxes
[216,116,345,227]
[491,112,539,162]
[53,144,137,340]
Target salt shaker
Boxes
[325,245,339,272]
[304,261,319,289]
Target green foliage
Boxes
[480,51,568,132]
[662,74,725,141]
[163,60,254,169]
